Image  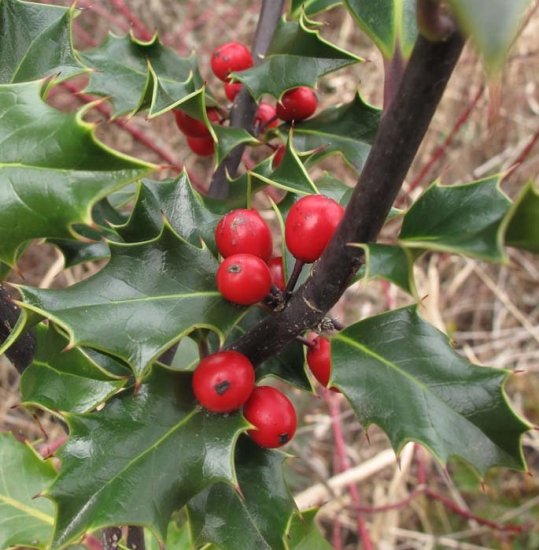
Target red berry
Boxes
[276,87,318,122]
[285,194,345,262]
[186,135,215,157]
[215,209,273,261]
[211,42,253,82]
[193,351,255,413]
[268,256,286,291]
[254,102,278,130]
[217,253,272,305]
[224,81,242,101]
[243,386,297,448]
[174,107,220,138]
[272,145,286,169]
[306,336,332,387]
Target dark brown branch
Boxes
[0,284,36,373]
[126,526,146,550]
[230,32,465,364]
[207,0,285,199]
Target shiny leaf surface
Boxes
[0,0,82,83]
[20,324,126,414]
[0,433,56,549]
[504,181,539,253]
[399,177,511,262]
[332,306,529,475]
[0,80,151,265]
[19,224,246,380]
[48,367,247,548]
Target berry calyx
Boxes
[217,253,272,305]
[174,107,220,138]
[243,386,297,448]
[272,145,286,169]
[254,102,278,131]
[192,351,255,413]
[186,135,215,157]
[285,194,345,263]
[224,81,242,101]
[306,336,332,387]
[267,256,286,291]
[276,87,318,122]
[215,209,273,261]
[211,42,253,82]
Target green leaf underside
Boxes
[292,92,381,172]
[357,243,417,296]
[287,509,332,550]
[0,0,83,84]
[345,0,418,59]
[399,177,511,262]
[332,306,529,475]
[47,367,247,548]
[0,433,56,550]
[18,224,246,379]
[189,438,297,550]
[504,181,539,253]
[235,15,361,99]
[20,324,126,414]
[0,80,151,265]
[448,0,531,72]
[289,0,342,18]
[81,33,203,117]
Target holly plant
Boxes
[0,0,537,549]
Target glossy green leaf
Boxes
[48,238,110,267]
[448,0,531,72]
[213,124,259,165]
[145,516,193,549]
[47,366,247,548]
[0,0,83,84]
[399,177,511,262]
[81,34,204,117]
[0,433,56,550]
[355,243,417,296]
[504,181,539,253]
[289,0,342,18]
[20,324,126,414]
[286,509,332,550]
[188,438,297,550]
[235,15,361,99]
[345,0,418,59]
[293,92,381,172]
[0,80,152,266]
[18,224,246,380]
[332,306,530,475]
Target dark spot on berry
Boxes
[214,380,231,395]
[227,263,242,273]
[278,432,289,444]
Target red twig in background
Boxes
[502,124,539,182]
[39,435,68,458]
[326,392,375,550]
[75,0,131,33]
[110,0,153,41]
[407,85,484,194]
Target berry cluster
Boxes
[191,193,345,447]
[173,41,319,162]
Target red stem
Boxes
[110,0,153,41]
[502,124,539,181]
[76,0,131,32]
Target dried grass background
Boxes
[1,1,538,549]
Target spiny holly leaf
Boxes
[18,224,246,380]
[0,0,83,84]
[290,0,342,18]
[46,367,247,549]
[344,0,418,59]
[355,243,417,296]
[447,0,531,73]
[504,181,539,253]
[398,176,511,262]
[145,516,193,549]
[212,124,259,165]
[0,80,152,266]
[48,238,110,268]
[20,323,126,414]
[188,438,298,550]
[286,509,332,550]
[81,33,203,117]
[235,14,361,99]
[252,136,318,195]
[332,306,530,475]
[0,433,56,550]
[292,92,381,172]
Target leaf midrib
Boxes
[0,493,54,526]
